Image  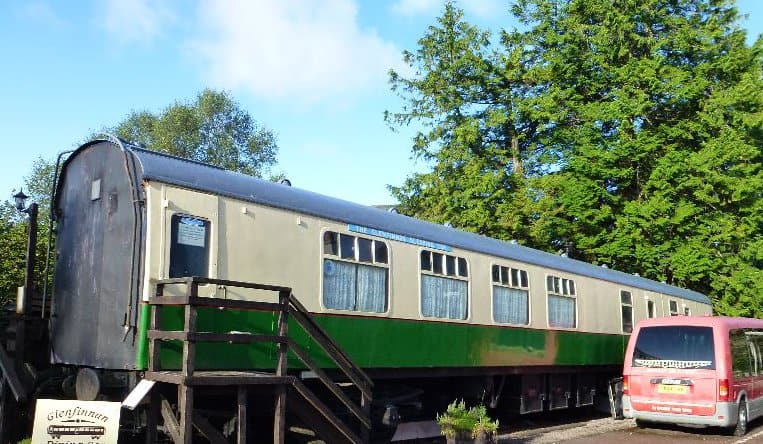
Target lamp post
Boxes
[11,188,38,388]
[12,189,38,316]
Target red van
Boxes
[622,316,763,436]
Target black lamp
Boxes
[13,188,28,212]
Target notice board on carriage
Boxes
[32,399,121,444]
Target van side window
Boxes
[748,332,763,376]
[169,215,210,278]
[731,330,752,378]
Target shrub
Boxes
[437,400,499,440]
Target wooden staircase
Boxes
[0,304,35,444]
[145,277,373,444]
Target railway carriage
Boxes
[24,136,713,439]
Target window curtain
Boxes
[357,263,387,312]
[548,294,575,328]
[493,286,529,324]
[421,275,467,319]
[323,259,356,310]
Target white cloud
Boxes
[391,0,440,17]
[99,0,176,44]
[189,0,403,105]
[391,0,504,20]
[464,0,505,18]
[18,2,68,28]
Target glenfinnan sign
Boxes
[32,399,121,444]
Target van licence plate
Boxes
[657,384,689,394]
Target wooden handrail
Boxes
[156,276,291,293]
[149,276,373,441]
[147,330,286,344]
[150,295,283,312]
[288,296,363,377]
[291,379,364,444]
[287,305,373,398]
[288,340,371,428]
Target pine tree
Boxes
[388,0,763,314]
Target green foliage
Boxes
[112,89,278,177]
[1,91,281,307]
[436,400,499,440]
[388,0,763,315]
[0,203,27,306]
[386,2,543,242]
[0,158,56,307]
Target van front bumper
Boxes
[623,395,737,428]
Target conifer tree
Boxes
[388,0,763,314]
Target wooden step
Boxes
[145,370,295,386]
[287,386,360,444]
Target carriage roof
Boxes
[58,137,711,305]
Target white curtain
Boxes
[323,259,387,312]
[357,263,387,312]
[493,286,529,324]
[548,294,576,328]
[323,260,356,310]
[421,275,467,319]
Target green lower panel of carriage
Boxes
[138,304,627,371]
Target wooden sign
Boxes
[32,399,121,444]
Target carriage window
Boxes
[457,258,468,277]
[340,234,355,260]
[547,275,576,328]
[446,256,456,276]
[492,264,529,325]
[169,215,210,278]
[684,306,691,316]
[421,251,432,271]
[621,290,633,333]
[375,241,388,264]
[420,249,469,320]
[646,300,656,318]
[432,253,443,274]
[669,300,679,316]
[323,231,338,255]
[322,231,388,313]
[358,238,373,263]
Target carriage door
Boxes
[162,186,219,295]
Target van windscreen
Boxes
[632,326,715,369]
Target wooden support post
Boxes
[161,396,181,444]
[361,392,371,444]
[275,291,290,376]
[179,385,194,444]
[192,411,228,444]
[145,390,159,444]
[179,280,197,444]
[273,291,290,444]
[273,386,287,444]
[237,387,247,444]
[148,301,162,373]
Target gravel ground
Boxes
[498,417,637,443]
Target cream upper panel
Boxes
[141,182,711,330]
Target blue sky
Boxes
[1,0,761,207]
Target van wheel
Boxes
[733,399,748,436]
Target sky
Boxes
[0,0,761,207]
